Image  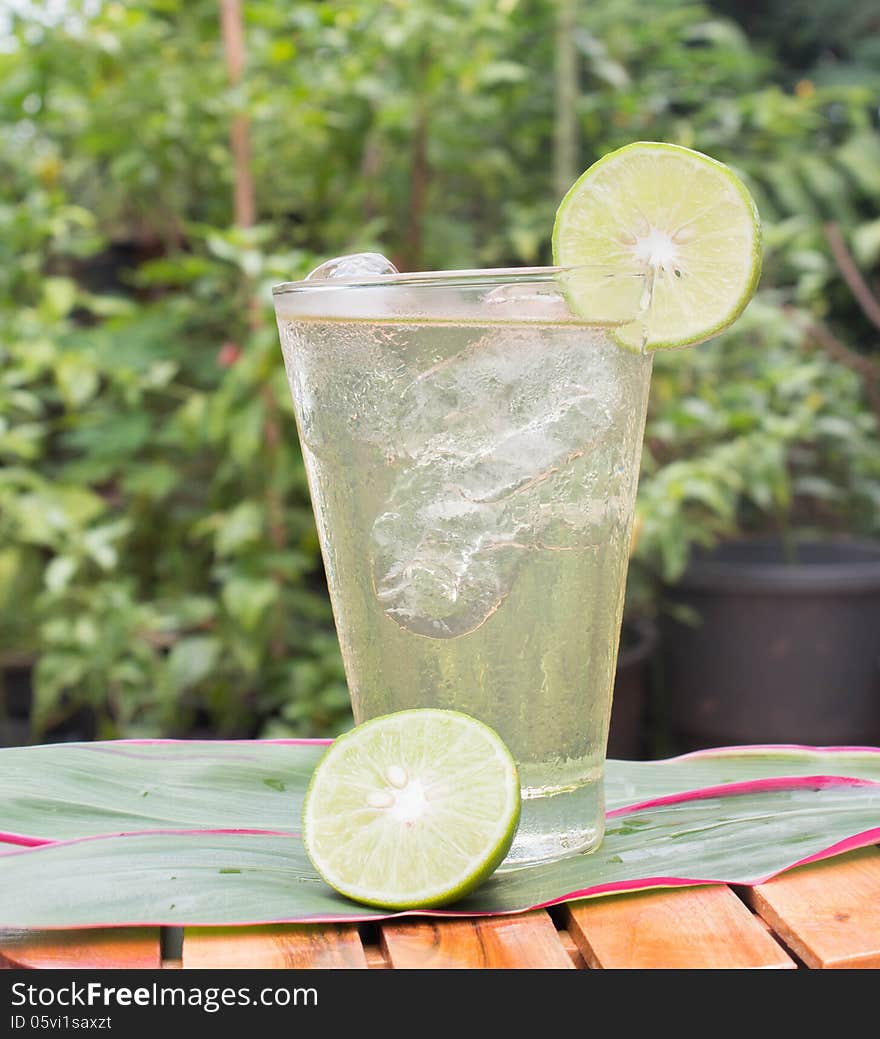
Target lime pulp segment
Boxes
[302,709,521,910]
[552,141,762,350]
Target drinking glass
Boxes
[273,266,652,865]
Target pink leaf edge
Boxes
[0,827,299,855]
[21,737,334,749]
[670,743,880,759]
[606,773,879,818]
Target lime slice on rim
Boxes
[552,141,762,350]
[302,709,521,910]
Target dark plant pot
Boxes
[661,538,880,751]
[39,709,97,745]
[608,617,658,760]
[0,716,31,747]
[0,661,33,719]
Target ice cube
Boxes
[370,328,629,637]
[371,473,521,639]
[305,253,399,281]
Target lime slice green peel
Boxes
[552,141,762,351]
[302,709,521,910]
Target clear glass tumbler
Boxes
[273,267,652,866]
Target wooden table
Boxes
[3,848,879,970]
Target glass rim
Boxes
[272,264,642,296]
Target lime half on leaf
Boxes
[302,709,521,910]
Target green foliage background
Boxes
[1,0,878,740]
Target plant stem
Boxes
[824,222,880,333]
[554,0,579,201]
[791,307,880,421]
[404,97,429,271]
[219,0,286,659]
[219,0,256,231]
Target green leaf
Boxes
[814,415,859,439]
[793,475,840,501]
[40,277,77,319]
[684,19,749,49]
[166,637,221,694]
[835,131,880,197]
[31,654,88,729]
[55,354,100,409]
[0,740,878,926]
[65,413,152,461]
[8,487,106,546]
[0,422,44,460]
[81,520,130,570]
[222,577,279,630]
[852,219,880,267]
[144,360,179,389]
[476,61,529,86]
[574,29,630,89]
[215,501,265,557]
[4,741,876,845]
[121,463,179,500]
[44,555,78,593]
[0,546,41,615]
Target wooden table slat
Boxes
[381,910,573,969]
[745,846,880,969]
[182,925,368,969]
[566,885,795,969]
[0,929,160,970]
[556,927,588,969]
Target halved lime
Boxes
[552,141,762,350]
[302,709,521,910]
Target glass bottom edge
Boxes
[499,776,605,869]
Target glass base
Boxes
[499,777,605,869]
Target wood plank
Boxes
[556,927,588,969]
[0,928,160,969]
[182,924,367,969]
[745,847,880,969]
[566,885,794,969]
[380,911,573,969]
[362,943,390,969]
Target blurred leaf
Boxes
[835,132,880,197]
[852,219,880,267]
[45,556,78,594]
[65,413,152,461]
[166,637,220,694]
[793,475,841,501]
[476,61,529,86]
[81,521,130,570]
[215,502,265,558]
[9,487,106,546]
[121,463,179,500]
[222,577,279,631]
[0,422,44,460]
[40,277,77,319]
[55,354,101,409]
